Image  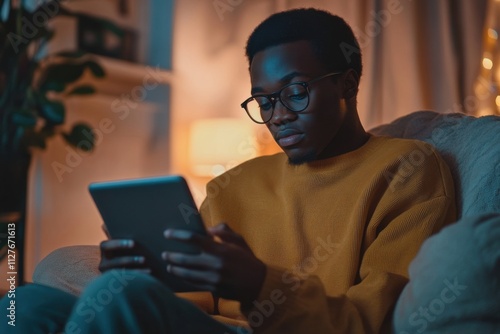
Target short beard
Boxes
[287,152,317,165]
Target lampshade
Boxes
[189,118,258,176]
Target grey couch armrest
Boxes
[33,245,101,296]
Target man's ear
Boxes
[342,69,359,100]
[344,87,358,100]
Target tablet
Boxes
[89,175,206,292]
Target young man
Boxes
[2,8,455,334]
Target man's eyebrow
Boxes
[251,71,307,95]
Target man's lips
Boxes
[275,129,304,147]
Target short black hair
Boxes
[245,8,362,78]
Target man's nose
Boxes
[270,100,297,125]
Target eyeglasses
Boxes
[240,72,342,124]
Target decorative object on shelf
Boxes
[77,14,137,63]
[0,0,107,284]
[474,0,500,115]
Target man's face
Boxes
[250,40,349,164]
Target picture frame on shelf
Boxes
[77,15,138,63]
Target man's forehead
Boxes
[249,41,323,90]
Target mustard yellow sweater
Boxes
[199,135,456,333]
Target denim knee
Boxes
[0,283,76,334]
[64,270,173,334]
[72,270,171,314]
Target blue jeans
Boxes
[0,270,250,334]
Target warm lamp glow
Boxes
[483,57,494,69]
[189,118,258,176]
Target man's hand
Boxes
[99,239,154,274]
[162,223,267,304]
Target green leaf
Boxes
[39,99,65,124]
[66,85,95,96]
[40,80,65,93]
[85,61,105,78]
[40,123,56,137]
[41,62,87,86]
[21,128,47,149]
[63,123,94,151]
[20,123,59,151]
[11,109,37,127]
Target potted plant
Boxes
[0,0,106,283]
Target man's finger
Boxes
[101,255,146,270]
[167,265,220,286]
[100,239,135,251]
[162,251,221,270]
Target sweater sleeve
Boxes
[241,195,456,334]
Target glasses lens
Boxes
[245,96,273,123]
[281,83,308,112]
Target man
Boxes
[1,8,455,334]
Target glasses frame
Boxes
[241,71,343,124]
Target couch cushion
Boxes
[393,213,500,333]
[370,111,500,218]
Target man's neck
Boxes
[317,109,369,160]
